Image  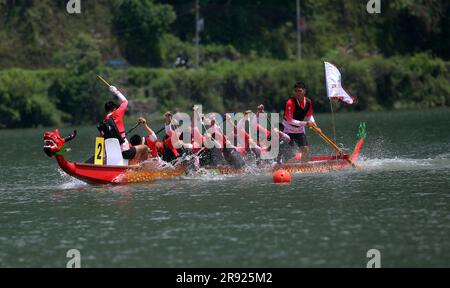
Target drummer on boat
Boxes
[281,81,321,162]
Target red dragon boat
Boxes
[43,124,365,185]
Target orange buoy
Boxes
[272,169,292,184]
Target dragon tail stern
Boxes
[350,122,366,162]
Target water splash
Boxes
[359,156,450,172]
[57,169,88,189]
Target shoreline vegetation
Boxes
[1,1,449,129]
[1,54,448,129]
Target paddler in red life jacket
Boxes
[235,110,264,157]
[101,86,148,164]
[252,104,272,148]
[281,81,321,162]
[134,117,158,159]
[252,104,291,156]
[190,105,206,153]
[136,113,192,163]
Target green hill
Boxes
[1,0,449,69]
[0,0,118,69]
[0,0,449,128]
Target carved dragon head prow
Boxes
[43,129,77,157]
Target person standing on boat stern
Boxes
[282,81,321,162]
[102,86,148,163]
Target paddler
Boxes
[191,109,245,168]
[252,103,292,162]
[163,111,194,162]
[134,113,192,163]
[129,117,157,162]
[253,104,271,143]
[235,110,263,157]
[99,86,148,164]
[281,81,321,162]
[254,104,291,142]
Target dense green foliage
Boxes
[0,0,448,128]
[0,69,64,128]
[0,0,117,68]
[1,0,448,68]
[113,54,450,113]
[112,0,176,67]
[168,0,450,60]
[49,34,109,125]
[1,54,448,128]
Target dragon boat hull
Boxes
[44,129,365,185]
[54,155,185,185]
[203,137,364,176]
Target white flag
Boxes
[324,62,355,105]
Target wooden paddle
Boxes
[126,122,141,135]
[155,126,165,135]
[97,75,111,87]
[309,125,358,168]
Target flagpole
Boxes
[324,62,337,152]
[329,99,337,145]
[324,62,337,151]
[324,62,355,154]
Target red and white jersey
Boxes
[104,94,128,151]
[104,100,128,139]
[145,132,158,158]
[251,113,271,139]
[282,97,314,134]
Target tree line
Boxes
[0,0,448,68]
[0,0,448,128]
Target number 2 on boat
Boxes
[94,137,105,165]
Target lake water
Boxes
[0,109,449,267]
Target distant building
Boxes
[108,59,128,70]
